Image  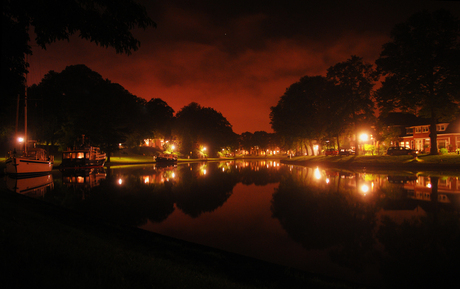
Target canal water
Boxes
[3,160,459,288]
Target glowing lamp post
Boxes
[359,133,368,155]
[201,146,207,159]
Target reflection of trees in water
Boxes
[377,176,460,288]
[75,175,175,227]
[271,174,378,271]
[174,163,238,218]
[238,165,288,186]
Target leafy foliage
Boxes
[28,65,145,155]
[1,0,155,147]
[174,102,238,157]
[376,9,460,154]
[270,75,346,154]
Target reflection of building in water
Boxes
[140,165,178,184]
[6,174,54,197]
[62,168,106,190]
[377,205,427,225]
[404,176,460,204]
[377,176,460,224]
[234,160,281,171]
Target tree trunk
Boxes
[354,128,360,156]
[336,133,341,151]
[429,115,438,155]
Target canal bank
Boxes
[280,154,460,174]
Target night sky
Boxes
[27,0,460,134]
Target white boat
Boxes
[6,173,54,196]
[4,66,54,177]
[5,147,54,176]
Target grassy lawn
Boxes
[282,153,460,165]
[1,153,459,172]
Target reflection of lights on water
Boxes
[118,178,123,185]
[314,167,321,180]
[361,184,369,195]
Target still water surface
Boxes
[3,160,460,288]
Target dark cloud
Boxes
[28,0,460,133]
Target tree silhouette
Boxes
[376,9,460,154]
[174,102,237,157]
[270,75,341,155]
[327,56,377,155]
[1,0,155,149]
[29,65,144,158]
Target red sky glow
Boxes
[26,0,460,134]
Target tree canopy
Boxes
[2,0,155,91]
[1,0,155,144]
[28,64,145,158]
[376,9,460,154]
[174,102,237,157]
[327,55,377,155]
[270,75,347,155]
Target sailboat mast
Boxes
[24,57,28,155]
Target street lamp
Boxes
[359,133,368,155]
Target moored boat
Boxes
[5,147,54,177]
[61,136,106,169]
[5,64,54,177]
[156,153,178,162]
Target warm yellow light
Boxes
[18,137,24,143]
[171,145,175,150]
[203,147,207,151]
[360,133,369,142]
[314,167,321,180]
[118,178,123,185]
[361,184,369,194]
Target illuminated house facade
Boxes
[400,118,460,153]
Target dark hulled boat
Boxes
[61,137,106,169]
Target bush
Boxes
[439,148,448,154]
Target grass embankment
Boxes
[281,153,460,172]
[0,191,360,289]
